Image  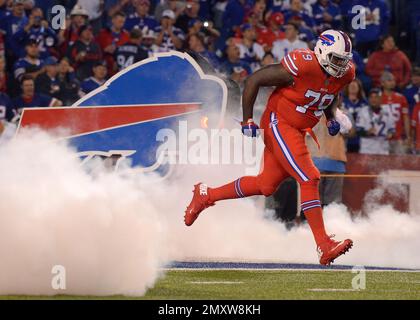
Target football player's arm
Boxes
[323,95,340,121]
[324,96,346,136]
[242,64,293,122]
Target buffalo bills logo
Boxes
[16,52,228,178]
[319,34,335,46]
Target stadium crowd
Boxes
[0,0,419,157]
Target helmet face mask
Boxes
[324,52,352,77]
[314,30,353,78]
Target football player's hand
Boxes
[326,119,340,136]
[241,118,260,137]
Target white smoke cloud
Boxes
[0,129,419,297]
[0,130,168,296]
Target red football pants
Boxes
[208,108,328,245]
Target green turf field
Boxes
[1,269,419,300]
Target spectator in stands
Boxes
[356,88,396,155]
[80,61,107,95]
[176,0,200,34]
[77,0,105,34]
[237,23,265,72]
[267,0,286,13]
[108,0,133,17]
[261,52,275,67]
[97,11,130,76]
[141,28,158,56]
[220,39,252,84]
[0,28,4,62]
[114,28,149,71]
[187,33,220,69]
[0,0,9,19]
[68,25,102,81]
[35,56,61,99]
[187,17,220,48]
[223,0,250,33]
[1,0,28,57]
[13,74,62,118]
[217,0,249,54]
[312,0,342,33]
[154,0,185,22]
[0,56,7,93]
[22,0,34,16]
[124,0,159,33]
[212,0,227,30]
[58,5,89,57]
[306,111,352,206]
[0,89,15,123]
[283,0,315,30]
[255,52,276,116]
[34,0,56,17]
[403,67,420,114]
[412,101,420,154]
[57,57,80,106]
[13,39,44,83]
[257,12,285,53]
[289,15,316,45]
[155,9,185,52]
[366,35,412,89]
[380,71,411,154]
[352,49,371,93]
[187,34,220,69]
[336,0,353,31]
[244,0,266,32]
[350,0,390,57]
[342,78,368,153]
[13,7,58,59]
[272,21,308,62]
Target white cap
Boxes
[70,5,90,18]
[142,28,156,39]
[162,9,175,20]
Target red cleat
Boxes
[184,183,215,226]
[317,235,353,265]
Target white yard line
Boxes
[307,288,359,292]
[187,281,244,285]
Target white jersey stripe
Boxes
[270,112,308,182]
[283,57,297,76]
[287,54,298,73]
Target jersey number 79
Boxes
[296,89,335,117]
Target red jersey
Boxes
[412,103,420,150]
[257,27,285,50]
[381,91,409,140]
[96,28,130,75]
[266,49,355,129]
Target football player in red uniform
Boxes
[184,30,355,265]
